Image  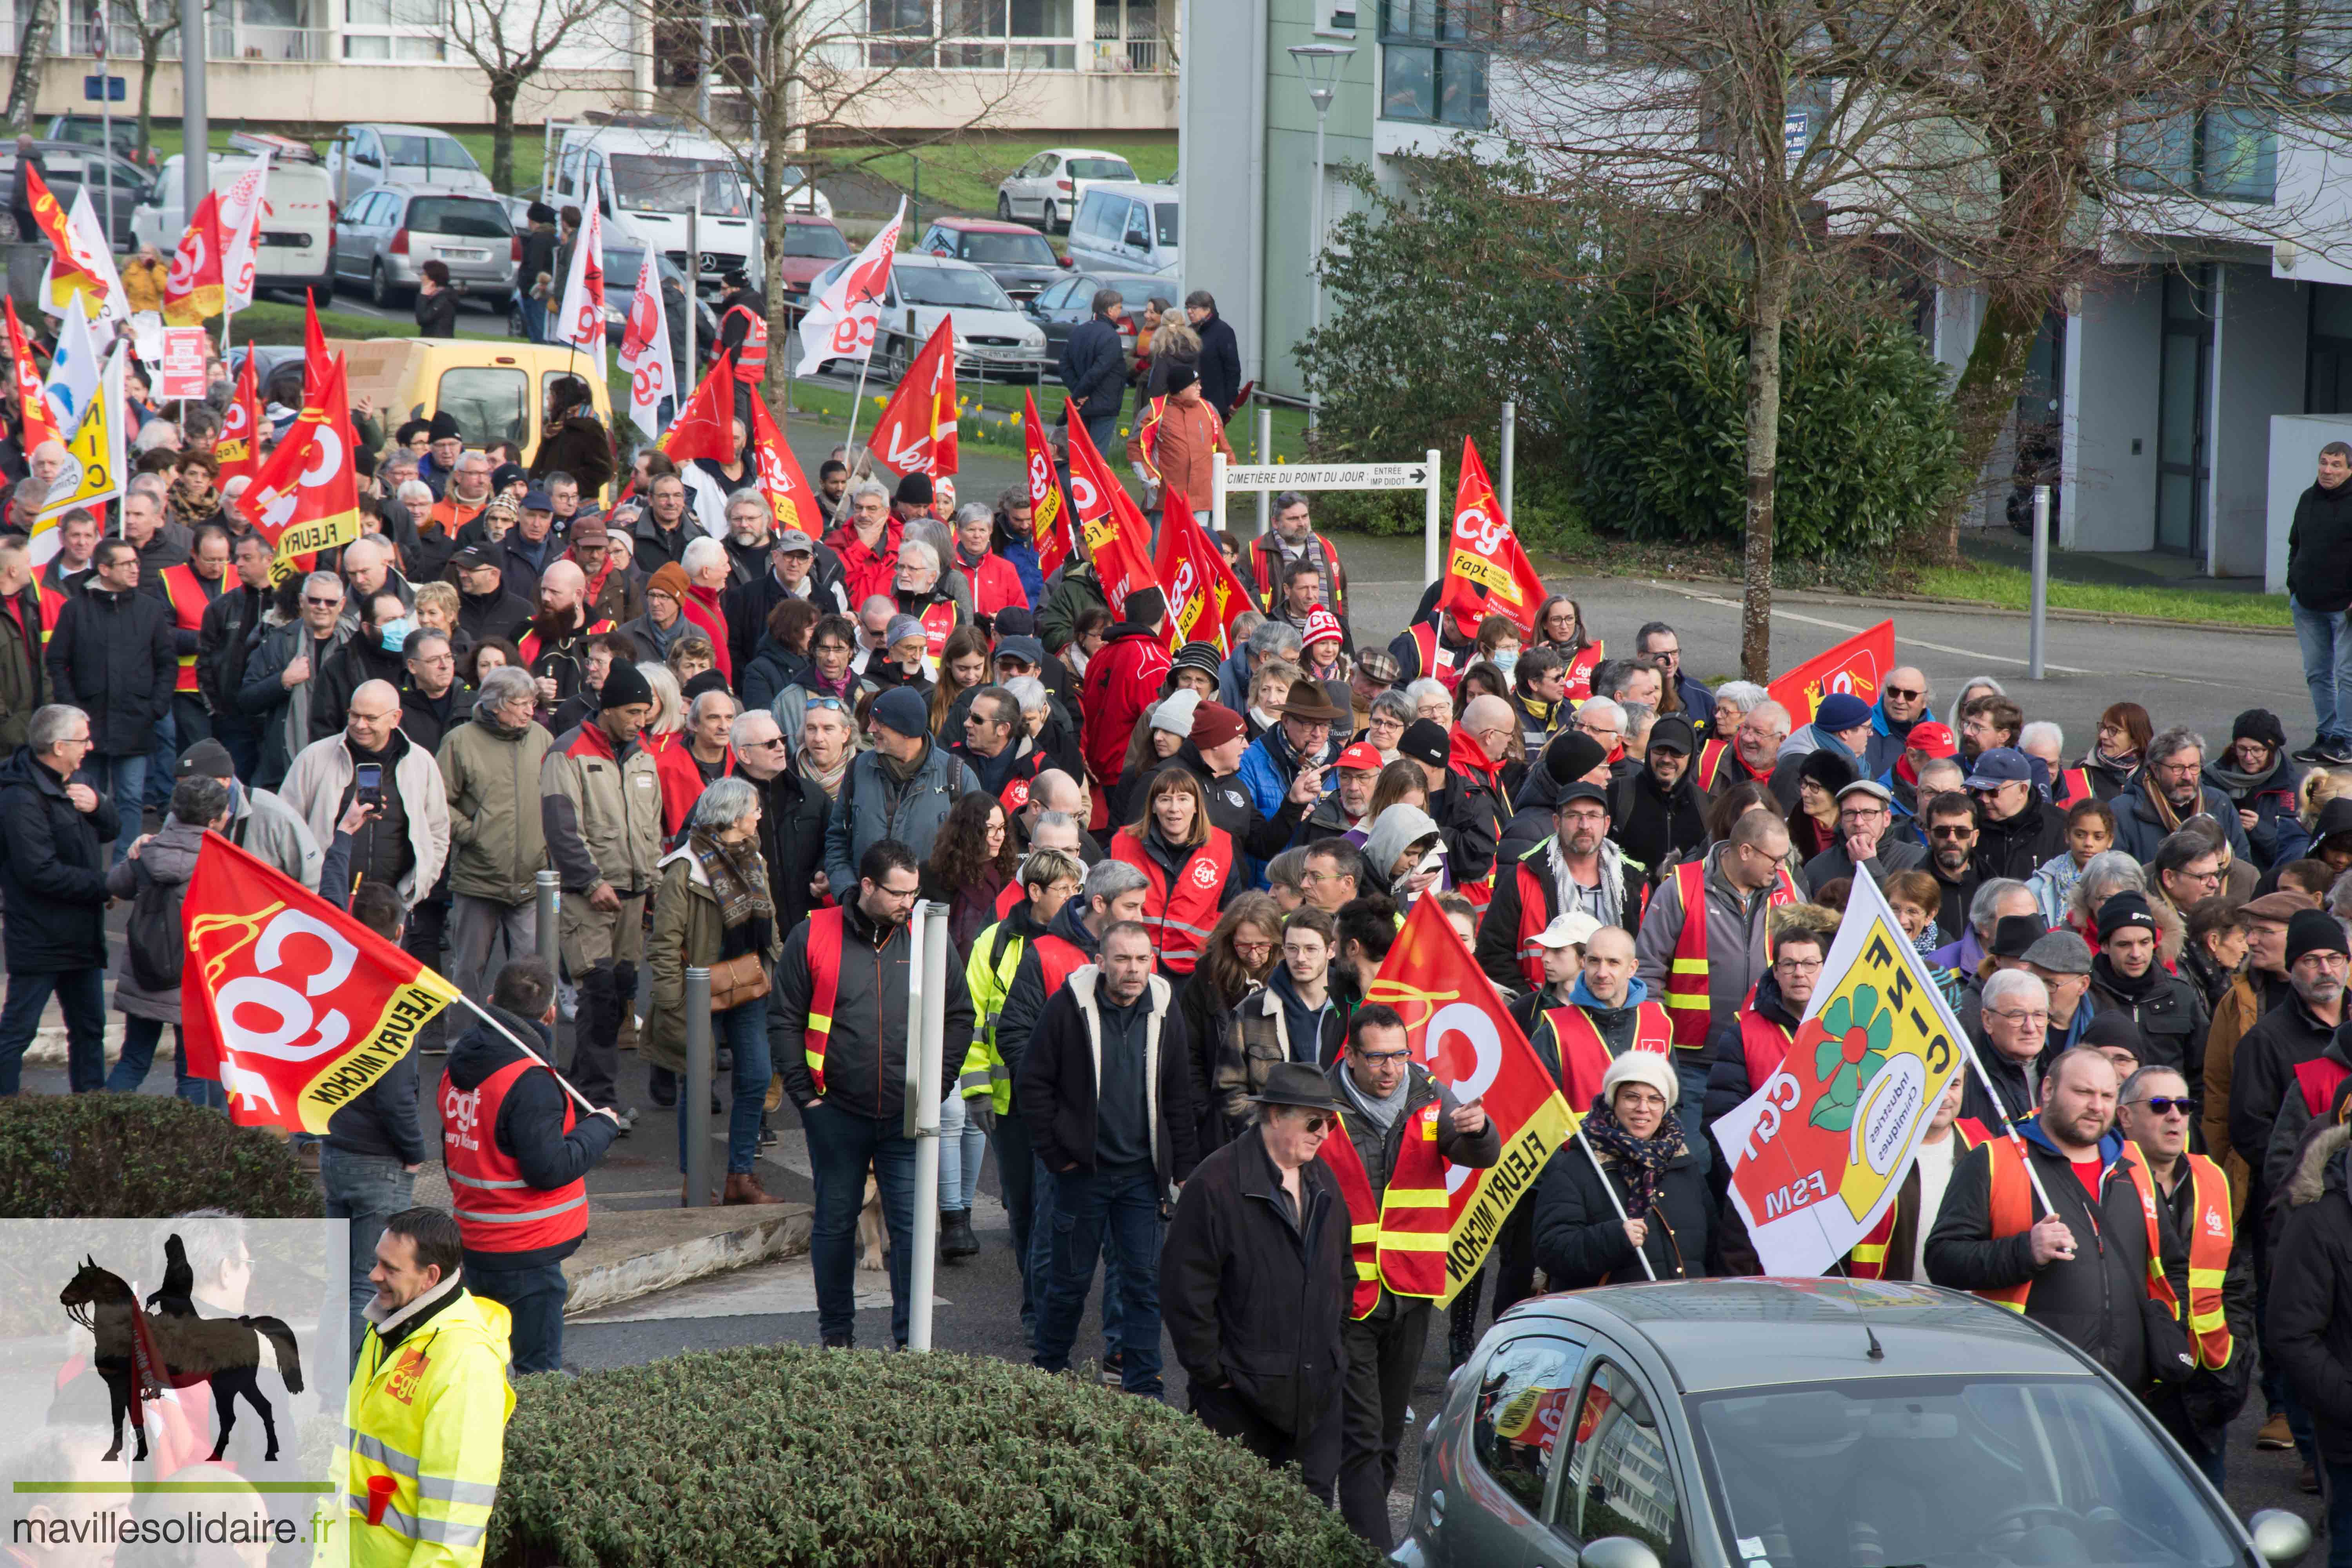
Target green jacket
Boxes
[0,584,43,751]
[438,713,554,905]
[1035,561,1107,656]
[644,846,782,1074]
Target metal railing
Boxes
[42,17,330,59]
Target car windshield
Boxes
[1691,1377,2240,1568]
[780,225,849,260]
[609,154,748,218]
[959,230,1056,265]
[408,198,510,239]
[898,266,1013,310]
[1066,157,1136,180]
[381,135,480,176]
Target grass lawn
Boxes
[813,135,1177,217]
[1910,561,2293,628]
[232,299,410,345]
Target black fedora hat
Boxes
[1248,1061,1344,1112]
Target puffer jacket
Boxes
[2272,1121,2352,1463]
[438,709,554,905]
[819,739,981,897]
[45,583,175,755]
[644,843,784,1074]
[0,745,118,973]
[105,817,209,1022]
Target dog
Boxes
[858,1174,887,1272]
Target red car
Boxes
[772,214,853,310]
[919,217,1070,303]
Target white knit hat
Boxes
[1600,1050,1678,1111]
[1152,689,1202,739]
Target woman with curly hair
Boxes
[1179,892,1283,1151]
[922,789,1020,952]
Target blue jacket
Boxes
[1236,724,1338,822]
[2204,755,2309,869]
[999,532,1044,612]
[1059,315,1127,427]
[2110,782,2254,864]
[821,739,984,897]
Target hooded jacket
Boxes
[103,816,209,1022]
[1430,726,1506,886]
[2088,952,2210,1082]
[0,745,119,973]
[2271,1122,2352,1461]
[1608,761,1706,875]
[441,1006,619,1270]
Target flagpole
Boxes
[1951,1009,2065,1224]
[1576,1126,1659,1282]
[449,992,605,1118]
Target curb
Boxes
[24,1022,132,1064]
[1600,571,2295,636]
[564,1206,812,1318]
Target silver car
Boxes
[331,183,517,309]
[325,123,492,203]
[1401,1278,2311,1568]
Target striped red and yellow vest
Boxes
[157,563,213,694]
[802,906,846,1095]
[1664,859,1798,1049]
[1976,1136,2164,1315]
[1541,999,1671,1111]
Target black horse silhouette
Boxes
[59,1252,305,1464]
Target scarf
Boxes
[2205,757,2273,802]
[879,738,929,785]
[689,829,773,930]
[799,748,850,798]
[955,543,989,574]
[808,663,857,702]
[471,700,531,738]
[1580,1095,1687,1215]
[2091,951,2165,1004]
[2142,783,2189,836]
[1550,835,1626,929]
[1339,1063,1410,1134]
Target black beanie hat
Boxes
[1798,748,1858,795]
[598,660,655,712]
[2287,908,2348,969]
[1545,731,1608,786]
[2096,891,2160,942]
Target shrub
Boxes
[1573,263,1967,557]
[0,1094,321,1219]
[489,1344,1378,1568]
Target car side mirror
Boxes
[1580,1540,1663,1568]
[2251,1509,2314,1564]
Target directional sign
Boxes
[1220,461,1430,491]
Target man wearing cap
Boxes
[542,657,662,1120]
[497,489,562,605]
[450,540,531,650]
[176,736,321,890]
[2026,927,2099,1055]
[2205,889,2314,1186]
[1608,714,1706,873]
[1509,909,1602,1032]
[1305,740,1384,845]
[1885,720,1960,826]
[566,513,646,631]
[1802,777,1927,888]
[1767,691,1876,811]
[2207,710,2309,870]
[1169,699,1315,862]
[1236,674,1343,833]
[1966,746,2071,880]
[2089,891,2210,1079]
[823,684,983,895]
[1957,911,2048,1039]
[1497,731,1610,867]
[1163,1060,1351,1499]
[2113,726,2255,865]
[1481,772,1646,994]
[1408,706,1510,887]
[1078,588,1174,820]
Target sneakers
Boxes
[2259,1412,2295,1450]
[2295,741,2334,766]
[1099,1351,1123,1386]
[821,1335,852,1350]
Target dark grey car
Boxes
[1026,270,1174,364]
[0,142,151,249]
[1399,1278,2310,1568]
[332,183,517,309]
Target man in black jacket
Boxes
[438,956,621,1374]
[1325,1005,1497,1550]
[1609,714,1706,873]
[1927,1046,2178,1387]
[1964,747,2069,880]
[732,708,828,930]
[310,589,412,745]
[518,202,559,341]
[1020,921,1199,1397]
[772,838,975,1350]
[2270,1116,2352,1523]
[1185,290,1243,421]
[0,704,117,1093]
[2288,440,2352,764]
[44,539,173,861]
[1174,700,1311,862]
[453,544,533,649]
[2230,909,2348,1218]
[198,532,273,782]
[1163,1061,1349,1497]
[1058,288,1128,457]
[2087,891,2210,1082]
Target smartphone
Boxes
[353,761,383,808]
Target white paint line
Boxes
[1642,581,2097,674]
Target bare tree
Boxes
[120,0,211,159]
[7,0,56,131]
[450,0,613,192]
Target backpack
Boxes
[126,860,185,993]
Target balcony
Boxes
[44,16,331,62]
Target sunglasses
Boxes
[806,697,847,711]
[2133,1096,2200,1117]
[1296,1114,1333,1135]
[1886,686,1923,700]
[1928,824,1975,839]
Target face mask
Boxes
[378,617,417,652]
[1491,651,1519,675]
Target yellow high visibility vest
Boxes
[336,1287,515,1568]
[960,918,1027,1115]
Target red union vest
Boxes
[1977,1136,2165,1314]
[1664,859,1798,1049]
[1316,1113,1385,1320]
[2169,1151,2235,1368]
[1408,621,1463,692]
[158,563,212,694]
[2298,1055,2352,1120]
[516,615,615,670]
[722,304,768,383]
[1563,642,1604,703]
[1249,533,1346,619]
[2054,766,2093,809]
[1031,931,1090,995]
[1541,999,1671,1110]
[1694,739,1733,791]
[1848,1120,1989,1278]
[802,906,846,1094]
[1737,996,1795,1102]
[1109,826,1232,976]
[439,1057,588,1256]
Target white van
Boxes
[131,138,335,297]
[1065,181,1180,278]
[545,121,802,298]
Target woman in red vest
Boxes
[1109,765,1239,980]
[1533,594,1604,702]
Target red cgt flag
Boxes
[1022,389,1074,576]
[661,350,739,465]
[746,388,824,539]
[162,188,225,326]
[1066,410,1160,617]
[1434,436,1546,635]
[1367,896,1577,1304]
[1767,619,1895,730]
[867,315,958,477]
[214,352,263,487]
[1152,483,1249,655]
[301,289,330,398]
[245,351,361,581]
[181,834,460,1134]
[4,299,57,452]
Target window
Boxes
[867,0,1075,67]
[407,198,510,239]
[1318,0,1358,34]
[1470,1335,1585,1519]
[957,229,1057,264]
[1381,0,1487,127]
[899,266,1014,310]
[1065,157,1137,180]
[435,368,528,447]
[780,225,850,260]
[343,0,445,59]
[1036,279,1079,310]
[1152,201,1178,247]
[379,134,481,179]
[1122,200,1151,248]
[1556,1361,1684,1563]
[2297,0,2352,93]
[2118,103,2275,201]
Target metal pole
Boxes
[1423,447,1441,585]
[1255,404,1272,537]
[1499,399,1516,521]
[179,0,206,235]
[1577,1129,1657,1280]
[98,0,112,259]
[684,966,715,1208]
[908,902,948,1351]
[1307,107,1325,435]
[2029,484,2050,682]
[684,200,698,374]
[534,869,560,973]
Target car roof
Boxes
[346,123,456,138]
[779,213,841,227]
[932,217,1042,234]
[1509,1279,2097,1394]
[893,252,989,271]
[372,183,505,200]
[1040,147,1128,160]
[1076,181,1176,201]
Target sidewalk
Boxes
[1959,526,2266,594]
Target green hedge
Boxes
[0,1093,321,1219]
[490,1345,1379,1568]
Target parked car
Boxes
[1399,1277,2312,1568]
[1026,271,1172,363]
[332,183,517,309]
[508,244,718,354]
[0,141,152,249]
[917,217,1067,303]
[801,252,1048,382]
[548,123,772,297]
[995,147,1139,234]
[771,214,852,309]
[325,123,492,204]
[133,147,336,296]
[1065,182,1178,278]
[43,114,157,169]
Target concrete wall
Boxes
[2210,263,2308,577]
[2267,416,2352,592]
[2061,270,2163,552]
[1177,0,1261,379]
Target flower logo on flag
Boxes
[1809,986,1895,1131]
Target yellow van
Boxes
[332,337,617,497]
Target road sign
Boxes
[1784,108,1810,163]
[1218,461,1431,491]
[83,75,125,102]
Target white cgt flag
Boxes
[615,250,673,436]
[795,197,904,378]
[553,202,607,376]
[215,150,272,314]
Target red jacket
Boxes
[1080,625,1173,803]
[682,583,732,681]
[825,517,901,608]
[654,740,734,838]
[955,548,1031,619]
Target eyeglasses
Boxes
[1233,939,1274,956]
[1295,1114,1333,1135]
[1989,1008,2051,1027]
[1885,686,1924,700]
[303,596,343,609]
[1775,957,1824,973]
[1928,824,1975,839]
[746,735,787,749]
[2131,1095,2200,1117]
[1353,1049,1412,1066]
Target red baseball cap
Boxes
[1335,741,1384,771]
[1906,721,1958,759]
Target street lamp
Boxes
[1288,41,1355,429]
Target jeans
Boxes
[2330,1458,2352,1568]
[2295,595,2352,746]
[212,713,260,786]
[85,754,147,865]
[677,997,769,1176]
[1031,1154,1125,1354]
[104,1015,221,1105]
[801,1099,918,1346]
[520,296,548,343]
[1034,1164,1163,1395]
[1083,414,1120,462]
[0,967,107,1094]
[937,1091,985,1212]
[146,708,178,811]
[319,1147,415,1361]
[468,1261,569,1375]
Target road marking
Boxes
[1641,581,2100,674]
